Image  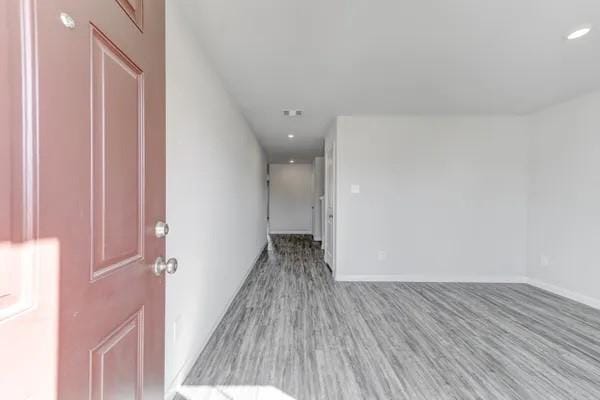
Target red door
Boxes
[1,0,167,399]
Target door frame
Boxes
[324,135,336,277]
[311,157,324,241]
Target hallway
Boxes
[177,235,600,400]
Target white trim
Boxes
[524,278,600,310]
[323,124,337,278]
[335,274,527,283]
[334,274,600,310]
[164,242,268,400]
[269,230,312,235]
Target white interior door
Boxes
[312,157,324,241]
[324,143,335,273]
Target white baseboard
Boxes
[334,274,600,311]
[335,274,527,283]
[524,278,600,310]
[164,242,268,400]
[269,230,312,235]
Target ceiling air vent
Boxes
[283,110,303,117]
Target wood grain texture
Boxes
[177,235,600,400]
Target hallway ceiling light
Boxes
[288,134,295,139]
[567,25,592,40]
[289,159,295,164]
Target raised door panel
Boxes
[91,26,145,281]
[0,1,59,399]
[90,309,144,400]
[115,0,144,31]
[0,0,26,320]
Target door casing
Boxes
[324,138,336,276]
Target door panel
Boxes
[0,1,60,399]
[90,308,144,400]
[115,0,144,31]
[91,25,145,279]
[1,0,166,398]
[0,0,28,316]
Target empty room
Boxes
[2,0,600,399]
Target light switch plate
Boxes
[351,184,360,194]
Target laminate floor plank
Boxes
[176,235,600,400]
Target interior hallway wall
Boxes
[331,93,600,309]
[527,91,600,308]
[165,2,267,395]
[334,115,529,281]
[269,163,314,234]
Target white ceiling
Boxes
[178,0,600,162]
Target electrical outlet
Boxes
[539,255,550,268]
[377,251,387,261]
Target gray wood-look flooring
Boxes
[176,235,600,400]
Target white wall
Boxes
[335,116,529,281]
[165,3,267,396]
[269,164,314,234]
[527,92,600,307]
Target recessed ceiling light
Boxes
[288,134,295,139]
[283,110,303,117]
[289,159,295,164]
[567,25,592,40]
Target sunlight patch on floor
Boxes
[177,385,297,400]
